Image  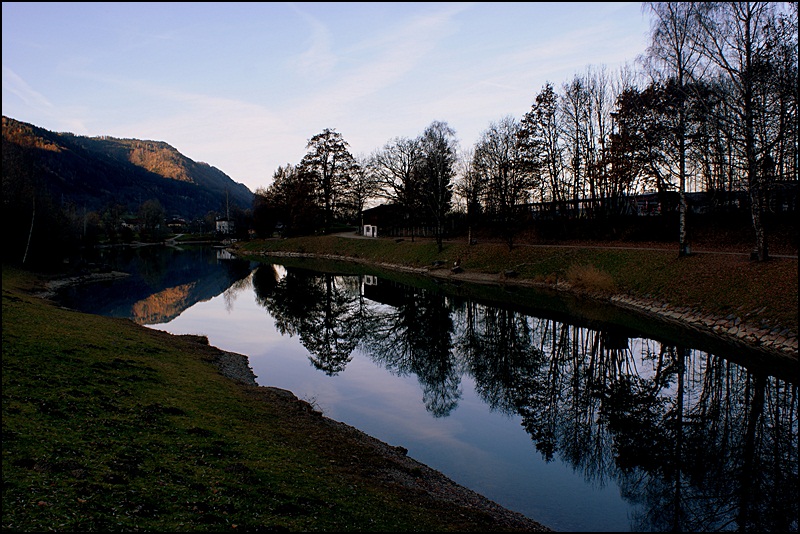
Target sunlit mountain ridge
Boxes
[2,115,253,220]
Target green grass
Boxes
[237,235,797,333]
[2,265,538,532]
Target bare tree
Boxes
[253,163,319,236]
[367,136,423,239]
[692,2,780,261]
[562,74,592,208]
[473,115,529,250]
[519,82,564,204]
[454,146,483,245]
[348,154,379,232]
[418,121,458,252]
[585,65,615,216]
[764,4,798,188]
[644,2,705,257]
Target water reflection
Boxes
[53,247,798,532]
[250,264,798,533]
[55,246,255,323]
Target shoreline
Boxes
[238,248,798,362]
[192,335,552,532]
[16,246,795,530]
[36,250,798,363]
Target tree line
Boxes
[252,2,797,259]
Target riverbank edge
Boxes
[234,248,798,363]
[3,265,551,532]
[206,349,552,532]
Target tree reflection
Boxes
[406,291,458,417]
[457,303,540,415]
[361,281,460,417]
[252,266,798,532]
[253,266,365,375]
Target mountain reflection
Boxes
[55,246,255,324]
[131,282,197,324]
[251,264,798,533]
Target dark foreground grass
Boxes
[2,266,543,532]
[235,235,797,335]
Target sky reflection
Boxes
[145,269,639,532]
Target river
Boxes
[54,244,799,532]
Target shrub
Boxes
[565,264,616,295]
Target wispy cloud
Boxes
[284,3,470,132]
[289,5,338,78]
[109,83,296,186]
[2,65,91,133]
[2,66,53,110]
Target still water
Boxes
[56,245,798,532]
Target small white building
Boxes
[363,224,377,238]
[216,217,234,235]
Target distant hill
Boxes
[2,116,253,220]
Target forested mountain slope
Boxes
[2,116,253,220]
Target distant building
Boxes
[167,216,187,231]
[216,217,234,235]
[216,188,235,235]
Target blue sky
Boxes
[3,2,651,192]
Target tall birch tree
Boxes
[693,2,780,261]
[644,1,704,257]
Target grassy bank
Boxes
[234,235,798,336]
[2,265,546,532]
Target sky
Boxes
[2,2,652,193]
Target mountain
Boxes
[2,116,253,220]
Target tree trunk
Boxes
[746,95,769,261]
[749,176,769,261]
[678,101,690,257]
[22,195,35,265]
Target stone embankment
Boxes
[242,249,798,362]
[610,294,798,360]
